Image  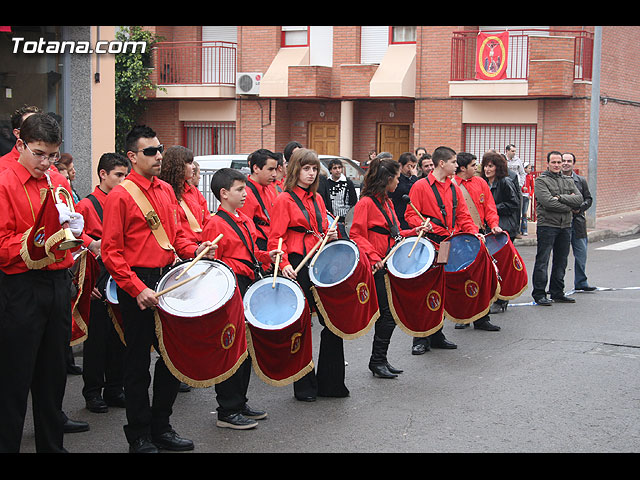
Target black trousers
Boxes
[0,269,71,453]
[289,253,348,398]
[370,269,397,365]
[117,267,180,444]
[82,298,125,402]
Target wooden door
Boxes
[378,123,410,160]
[309,122,339,155]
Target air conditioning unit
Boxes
[236,72,262,95]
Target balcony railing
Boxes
[153,41,237,86]
[451,29,593,82]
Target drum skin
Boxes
[309,239,359,288]
[386,236,436,279]
[243,276,306,330]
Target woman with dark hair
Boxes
[159,145,211,244]
[349,158,431,378]
[269,148,345,401]
[480,151,520,240]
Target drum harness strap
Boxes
[425,182,457,235]
[246,180,270,241]
[286,191,324,256]
[85,192,110,295]
[215,209,264,281]
[368,196,402,256]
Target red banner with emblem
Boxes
[492,237,528,300]
[154,285,248,388]
[70,250,100,345]
[476,31,509,80]
[311,249,379,340]
[385,264,445,337]
[444,245,500,323]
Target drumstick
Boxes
[293,237,323,275]
[175,233,223,280]
[272,238,283,288]
[310,215,340,268]
[372,239,404,274]
[154,271,206,298]
[407,218,431,258]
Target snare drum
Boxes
[244,276,314,386]
[153,259,248,388]
[484,232,528,300]
[442,233,499,323]
[309,239,359,288]
[386,236,436,279]
[155,259,237,318]
[105,276,119,305]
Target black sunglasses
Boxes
[137,144,164,156]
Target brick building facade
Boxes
[139,25,640,219]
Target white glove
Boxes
[56,203,72,225]
[68,212,84,237]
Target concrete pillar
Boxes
[340,100,353,159]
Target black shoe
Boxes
[552,295,576,303]
[152,430,194,451]
[104,392,126,408]
[295,395,317,402]
[129,436,158,453]
[241,405,267,420]
[86,396,108,413]
[369,363,398,378]
[216,413,258,430]
[430,338,457,349]
[454,323,469,329]
[63,418,90,433]
[535,297,553,306]
[411,343,429,355]
[575,286,597,292]
[67,364,83,375]
[474,321,501,331]
[385,361,403,374]
[178,382,192,392]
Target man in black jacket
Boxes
[318,158,357,238]
[389,152,418,229]
[562,153,595,292]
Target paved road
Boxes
[19,234,640,453]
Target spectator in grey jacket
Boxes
[531,151,583,306]
[562,152,595,292]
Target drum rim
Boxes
[443,233,482,273]
[308,239,360,288]
[243,276,305,330]
[105,276,119,305]
[155,258,237,317]
[387,236,436,279]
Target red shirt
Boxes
[0,145,20,172]
[178,182,212,244]
[0,161,75,273]
[349,195,417,265]
[238,177,275,243]
[267,185,329,269]
[75,186,108,241]
[101,170,198,298]
[201,206,272,279]
[405,173,478,237]
[453,175,500,230]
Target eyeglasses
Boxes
[23,142,60,162]
[136,144,164,156]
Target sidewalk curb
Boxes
[513,224,640,247]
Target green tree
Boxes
[114,26,165,153]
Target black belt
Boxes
[132,265,172,277]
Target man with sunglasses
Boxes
[102,125,217,453]
[0,113,86,452]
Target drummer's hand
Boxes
[269,249,283,263]
[491,226,503,234]
[88,239,101,257]
[373,260,385,272]
[196,241,217,259]
[282,264,296,280]
[415,220,432,234]
[90,286,102,300]
[137,287,158,310]
[327,228,338,241]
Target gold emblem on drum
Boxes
[513,254,523,271]
[356,282,370,304]
[290,332,302,354]
[426,290,441,311]
[464,279,480,298]
[221,323,236,350]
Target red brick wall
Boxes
[138,100,182,148]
